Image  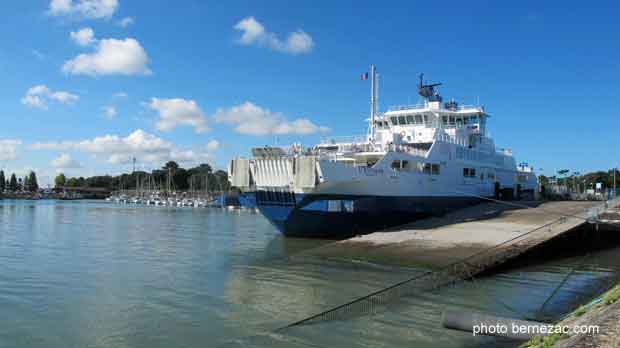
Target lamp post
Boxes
[573,172,580,195]
[614,166,617,199]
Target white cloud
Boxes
[113,91,128,98]
[213,101,328,136]
[70,27,95,46]
[48,0,118,20]
[21,85,79,109]
[147,98,208,133]
[103,105,117,119]
[51,153,82,168]
[206,139,219,152]
[234,17,314,54]
[0,139,22,161]
[117,16,134,27]
[62,38,151,76]
[31,130,217,166]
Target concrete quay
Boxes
[306,201,607,269]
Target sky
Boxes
[1,0,619,186]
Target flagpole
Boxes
[370,65,376,144]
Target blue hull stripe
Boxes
[250,192,480,239]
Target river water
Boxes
[1,200,619,348]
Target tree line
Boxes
[53,161,231,192]
[0,170,39,193]
[539,168,619,191]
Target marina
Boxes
[1,199,619,348]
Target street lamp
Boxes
[613,166,617,199]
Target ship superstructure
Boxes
[229,66,537,238]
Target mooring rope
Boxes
[534,252,592,321]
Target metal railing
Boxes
[319,135,368,145]
[387,103,426,111]
[387,103,483,112]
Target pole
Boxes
[369,65,376,143]
[614,166,617,198]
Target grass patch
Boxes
[601,285,620,306]
[573,305,587,317]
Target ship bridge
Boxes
[374,100,487,148]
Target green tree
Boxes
[0,170,5,192]
[26,171,38,192]
[55,173,66,188]
[213,170,230,192]
[23,175,30,191]
[9,174,18,191]
[66,177,80,187]
[163,161,179,170]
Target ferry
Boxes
[228,66,537,238]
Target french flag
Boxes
[360,72,368,80]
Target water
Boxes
[1,200,619,348]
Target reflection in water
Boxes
[0,200,619,348]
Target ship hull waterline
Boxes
[251,192,482,239]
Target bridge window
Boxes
[423,163,432,174]
[390,116,398,125]
[415,115,423,124]
[398,116,407,125]
[448,116,456,126]
[442,116,448,126]
[406,115,414,124]
[431,164,440,175]
[391,160,411,170]
[423,115,431,125]
[463,168,476,178]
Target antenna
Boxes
[417,73,442,100]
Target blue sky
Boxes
[1,0,619,186]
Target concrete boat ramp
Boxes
[277,199,620,329]
[304,200,614,269]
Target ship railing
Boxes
[433,132,470,147]
[387,104,483,112]
[319,135,368,145]
[377,143,428,157]
[458,104,483,111]
[387,103,427,112]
